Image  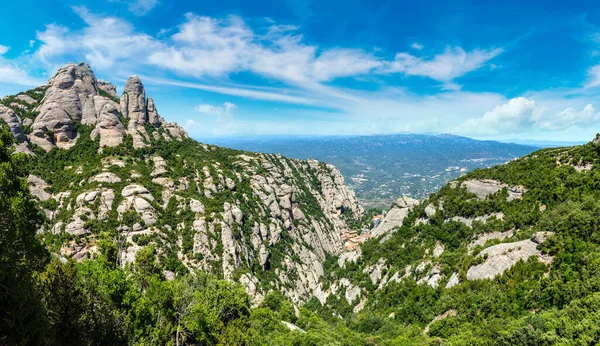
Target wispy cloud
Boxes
[107,0,159,16]
[34,8,501,94]
[383,46,503,89]
[411,42,423,50]
[0,45,9,55]
[585,64,600,88]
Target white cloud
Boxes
[108,0,159,16]
[195,101,237,117]
[33,7,503,97]
[190,101,255,135]
[411,42,423,50]
[585,64,600,88]
[0,45,9,55]
[29,8,553,138]
[453,97,600,135]
[384,46,503,88]
[0,63,44,86]
[29,40,35,48]
[36,6,160,70]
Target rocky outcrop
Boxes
[0,105,28,150]
[117,184,157,226]
[372,196,419,238]
[121,75,146,123]
[16,94,36,105]
[461,179,526,201]
[147,98,161,126]
[97,80,118,98]
[466,232,553,281]
[30,62,94,150]
[28,175,51,201]
[90,102,126,148]
[468,229,514,250]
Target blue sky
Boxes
[2,0,600,141]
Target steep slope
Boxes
[0,62,363,305]
[312,135,600,343]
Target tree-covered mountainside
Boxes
[310,136,600,344]
[210,134,537,207]
[3,61,600,345]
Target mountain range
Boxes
[209,134,538,208]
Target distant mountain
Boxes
[498,139,587,147]
[207,134,538,208]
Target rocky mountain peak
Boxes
[48,62,98,97]
[6,62,188,152]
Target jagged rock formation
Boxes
[97,80,118,98]
[18,62,187,152]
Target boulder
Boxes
[461,179,526,201]
[89,172,121,183]
[0,105,27,143]
[372,196,419,238]
[16,94,36,104]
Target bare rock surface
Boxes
[372,196,419,238]
[468,229,514,250]
[0,105,27,143]
[90,172,121,183]
[97,80,118,98]
[16,94,36,104]
[461,179,526,201]
[28,175,51,201]
[121,75,146,124]
[467,232,553,281]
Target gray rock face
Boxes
[445,272,460,289]
[461,179,526,201]
[25,63,186,151]
[121,75,146,123]
[372,196,419,238]
[147,98,161,126]
[16,94,36,104]
[90,102,126,148]
[28,175,51,201]
[97,80,118,98]
[30,101,78,150]
[466,231,553,281]
[0,105,27,143]
[30,62,99,151]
